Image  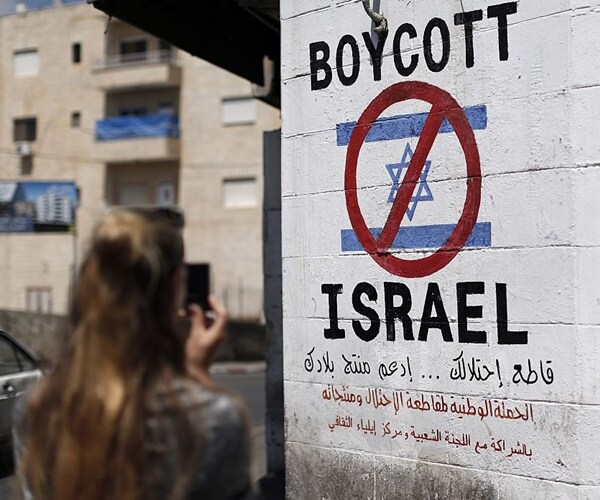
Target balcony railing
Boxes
[95,113,180,141]
[93,49,177,71]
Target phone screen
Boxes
[185,263,210,310]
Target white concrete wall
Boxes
[281,1,600,498]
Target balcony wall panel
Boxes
[93,50,181,90]
[94,137,180,163]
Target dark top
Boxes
[14,377,254,500]
[144,377,254,500]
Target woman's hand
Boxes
[185,296,228,386]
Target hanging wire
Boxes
[361,0,388,35]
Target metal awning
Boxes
[91,0,280,108]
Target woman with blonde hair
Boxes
[15,208,253,500]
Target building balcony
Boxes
[94,113,180,162]
[92,50,181,90]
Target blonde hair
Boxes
[21,208,187,500]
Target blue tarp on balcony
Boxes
[0,1,86,17]
[95,114,180,141]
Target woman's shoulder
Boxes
[147,375,250,461]
[149,376,245,426]
[146,376,252,499]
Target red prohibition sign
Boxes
[345,81,482,278]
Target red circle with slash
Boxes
[344,81,482,278]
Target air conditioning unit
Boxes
[16,141,33,157]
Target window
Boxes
[26,287,52,314]
[157,181,175,206]
[158,102,175,115]
[13,117,37,142]
[120,38,147,55]
[0,337,20,376]
[119,106,147,117]
[221,97,256,126]
[120,38,147,63]
[71,111,81,128]
[72,42,81,63]
[13,49,39,76]
[14,348,35,371]
[222,178,258,208]
[158,39,172,61]
[118,183,149,206]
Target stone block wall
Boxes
[281,1,600,497]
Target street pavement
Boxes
[213,364,267,482]
[0,362,267,498]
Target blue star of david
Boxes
[386,143,434,221]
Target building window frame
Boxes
[117,182,150,207]
[157,181,176,206]
[13,117,37,142]
[120,37,148,54]
[119,105,147,117]
[221,97,257,127]
[71,111,81,128]
[13,48,39,77]
[72,42,82,64]
[158,102,175,115]
[222,177,258,209]
[119,37,148,64]
[26,287,53,314]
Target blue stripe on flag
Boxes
[341,222,492,252]
[336,105,487,146]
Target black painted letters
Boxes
[393,23,418,77]
[322,284,345,339]
[362,31,388,81]
[497,283,528,344]
[488,2,518,61]
[336,34,360,86]
[418,283,452,342]
[423,18,451,73]
[454,10,484,68]
[308,2,518,90]
[384,282,414,341]
[323,281,528,345]
[309,41,332,91]
[352,282,380,342]
[457,282,486,344]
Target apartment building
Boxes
[0,1,280,318]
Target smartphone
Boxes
[185,263,211,310]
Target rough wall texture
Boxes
[0,309,67,364]
[281,0,600,498]
[0,310,265,364]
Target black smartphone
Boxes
[185,263,211,310]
